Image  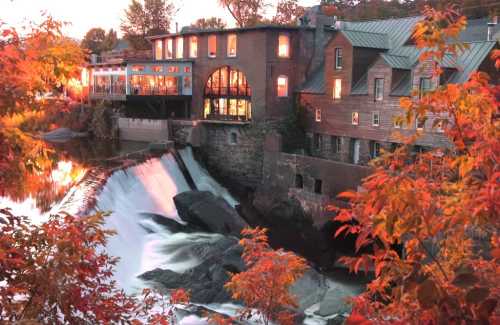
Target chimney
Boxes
[176,22,179,33]
[487,16,498,41]
[307,5,336,75]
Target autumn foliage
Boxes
[334,6,500,324]
[223,227,307,325]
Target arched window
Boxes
[204,66,252,121]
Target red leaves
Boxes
[225,227,307,325]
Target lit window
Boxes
[168,66,179,73]
[131,65,144,72]
[176,37,184,59]
[372,111,380,127]
[374,78,384,101]
[184,66,191,73]
[315,108,322,122]
[208,35,217,58]
[335,48,342,69]
[333,79,342,100]
[332,136,341,153]
[152,66,163,72]
[189,36,198,58]
[416,115,426,130]
[166,39,173,59]
[277,75,288,97]
[278,34,290,58]
[183,76,191,88]
[227,34,237,57]
[352,112,359,125]
[155,39,163,60]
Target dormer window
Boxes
[155,39,163,60]
[278,34,290,58]
[227,34,237,57]
[335,48,343,69]
[374,78,384,101]
[208,35,217,58]
[189,36,198,58]
[176,37,184,59]
[277,75,288,97]
[166,39,173,59]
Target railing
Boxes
[129,86,179,96]
[204,113,250,122]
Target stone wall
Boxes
[198,120,280,189]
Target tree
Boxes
[121,0,175,50]
[102,29,118,52]
[0,209,189,323]
[81,27,106,54]
[333,6,500,324]
[190,17,227,30]
[224,228,307,325]
[272,0,306,25]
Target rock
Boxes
[174,191,248,237]
[42,128,87,141]
[139,213,199,233]
[317,287,355,317]
[291,269,329,311]
[327,315,346,325]
[140,235,244,304]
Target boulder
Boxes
[290,269,329,311]
[174,191,248,237]
[140,235,244,304]
[42,128,87,141]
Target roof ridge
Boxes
[342,29,388,37]
[344,15,422,24]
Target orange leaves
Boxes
[492,49,500,70]
[225,227,307,325]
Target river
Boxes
[0,138,364,324]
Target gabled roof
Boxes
[350,73,369,95]
[341,30,389,49]
[390,71,412,97]
[298,63,325,94]
[448,41,497,83]
[381,54,410,69]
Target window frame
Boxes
[416,114,426,130]
[332,136,341,153]
[352,112,359,125]
[165,38,173,59]
[372,111,380,127]
[333,78,342,100]
[277,75,289,97]
[419,77,432,97]
[227,34,237,57]
[155,39,163,60]
[315,108,322,122]
[208,35,217,58]
[175,37,184,59]
[374,78,384,101]
[335,48,343,70]
[370,141,381,158]
[189,36,198,58]
[278,34,290,58]
[313,133,322,150]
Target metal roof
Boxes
[342,30,389,49]
[344,16,422,49]
[448,41,497,83]
[298,64,325,94]
[390,71,412,96]
[381,54,410,69]
[350,73,368,95]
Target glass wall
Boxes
[129,75,179,96]
[204,66,252,121]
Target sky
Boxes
[1,0,320,40]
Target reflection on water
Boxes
[0,137,150,215]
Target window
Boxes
[374,78,384,101]
[313,133,322,150]
[435,119,446,133]
[333,78,341,100]
[183,76,191,88]
[227,34,237,57]
[295,174,303,189]
[176,37,184,59]
[278,34,290,58]
[167,66,179,73]
[419,77,432,97]
[166,39,173,59]
[229,132,238,144]
[151,65,163,72]
[370,141,381,159]
[352,112,359,125]
[332,136,341,153]
[335,48,342,69]
[131,65,144,72]
[372,111,380,127]
[393,115,403,129]
[315,108,322,122]
[314,179,323,194]
[155,39,163,60]
[189,36,198,58]
[416,115,426,130]
[208,35,217,58]
[277,75,288,97]
[184,66,191,73]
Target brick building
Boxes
[86,8,499,195]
